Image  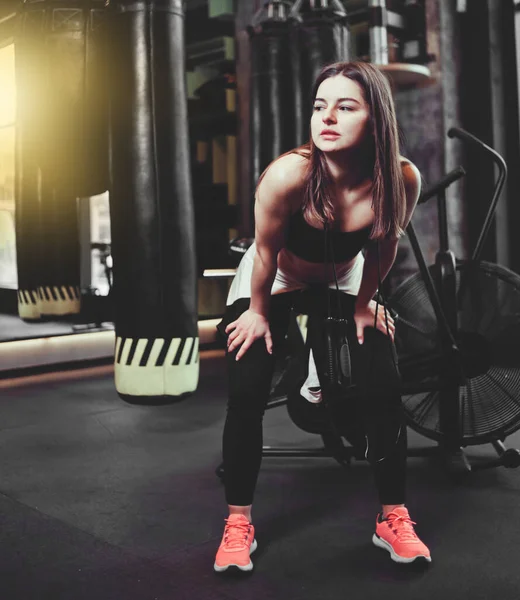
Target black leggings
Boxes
[219,288,407,507]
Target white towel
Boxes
[300,349,322,404]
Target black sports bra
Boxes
[285,209,372,263]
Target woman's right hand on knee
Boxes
[225,309,273,360]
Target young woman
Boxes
[213,61,431,572]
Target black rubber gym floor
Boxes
[0,351,519,600]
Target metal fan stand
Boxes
[389,127,520,475]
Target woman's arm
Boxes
[354,237,399,311]
[226,153,305,359]
[354,161,422,343]
[249,168,293,317]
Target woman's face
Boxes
[310,75,372,153]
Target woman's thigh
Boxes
[349,326,401,396]
[218,292,299,411]
[346,307,403,459]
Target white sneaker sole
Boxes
[372,534,432,564]
[214,538,258,573]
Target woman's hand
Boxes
[225,309,273,361]
[354,300,395,345]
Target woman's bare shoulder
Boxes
[255,152,308,216]
[260,152,308,194]
[399,156,421,188]
[399,157,422,224]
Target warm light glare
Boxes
[0,44,15,127]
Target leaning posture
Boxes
[214,61,431,572]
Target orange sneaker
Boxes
[214,514,257,573]
[373,507,431,564]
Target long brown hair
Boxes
[258,61,406,240]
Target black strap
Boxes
[324,222,343,319]
[324,220,398,371]
[325,221,392,331]
[324,222,401,462]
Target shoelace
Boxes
[223,518,251,549]
[386,514,418,541]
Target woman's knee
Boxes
[351,327,401,392]
[226,400,267,425]
[365,413,406,464]
[226,341,275,412]
[226,377,269,422]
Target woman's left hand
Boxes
[354,300,395,345]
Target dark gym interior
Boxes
[1,1,520,598]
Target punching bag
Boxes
[35,0,109,198]
[107,0,198,404]
[290,0,350,146]
[14,8,45,320]
[248,1,296,221]
[15,0,109,318]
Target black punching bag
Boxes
[248,1,296,220]
[14,7,45,320]
[36,0,109,198]
[15,0,109,319]
[107,0,198,403]
[290,0,350,146]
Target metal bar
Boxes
[406,222,458,348]
[265,398,288,410]
[262,447,337,458]
[447,127,508,263]
[492,439,506,456]
[417,166,466,205]
[437,189,449,253]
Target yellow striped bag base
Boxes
[38,285,81,316]
[114,335,200,403]
[18,289,40,320]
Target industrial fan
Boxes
[390,259,520,446]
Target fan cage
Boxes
[389,260,520,446]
